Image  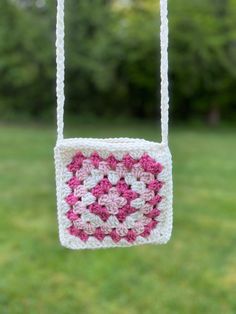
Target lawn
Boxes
[0,123,235,314]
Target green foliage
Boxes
[170,0,236,120]
[0,0,55,117]
[0,0,236,121]
[0,124,236,313]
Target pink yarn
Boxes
[98,210,110,222]
[73,152,85,166]
[116,210,127,223]
[146,209,161,219]
[67,162,79,172]
[91,179,112,198]
[90,206,110,221]
[65,194,78,205]
[67,177,81,189]
[125,230,137,243]
[146,162,158,175]
[140,228,151,238]
[82,160,94,174]
[141,190,155,202]
[147,163,163,175]
[149,195,162,206]
[154,163,163,174]
[68,153,85,172]
[66,210,79,221]
[94,228,105,241]
[116,180,129,194]
[123,190,138,201]
[89,203,101,214]
[78,230,89,242]
[66,150,164,243]
[98,161,110,175]
[131,163,144,178]
[99,178,112,192]
[106,155,117,169]
[68,225,79,236]
[90,152,102,167]
[69,225,89,241]
[140,219,159,237]
[140,172,154,184]
[73,202,87,214]
[73,151,84,160]
[75,185,87,197]
[110,230,121,243]
[140,154,154,171]
[116,163,127,177]
[140,154,163,175]
[122,204,136,215]
[91,185,104,198]
[98,188,127,215]
[123,154,136,170]
[148,180,163,191]
[76,168,89,181]
[146,220,158,229]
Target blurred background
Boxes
[0,0,236,313]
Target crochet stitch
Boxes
[65,152,164,243]
[55,138,172,249]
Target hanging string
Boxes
[56,0,169,144]
[160,0,169,145]
[56,0,65,142]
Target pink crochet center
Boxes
[65,151,164,243]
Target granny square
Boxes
[55,138,172,249]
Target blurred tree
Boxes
[112,0,160,118]
[65,0,124,117]
[65,0,159,119]
[0,0,55,118]
[0,0,235,122]
[170,0,236,122]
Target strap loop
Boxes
[56,0,169,144]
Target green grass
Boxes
[0,123,236,314]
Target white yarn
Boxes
[55,0,170,144]
[56,0,65,142]
[160,0,169,145]
[54,140,173,249]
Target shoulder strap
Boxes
[160,0,169,145]
[56,0,65,142]
[56,0,169,145]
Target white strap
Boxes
[56,0,65,142]
[56,0,169,144]
[160,0,169,145]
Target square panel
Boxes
[55,138,172,249]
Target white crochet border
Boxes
[54,138,173,250]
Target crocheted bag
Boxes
[54,0,173,249]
